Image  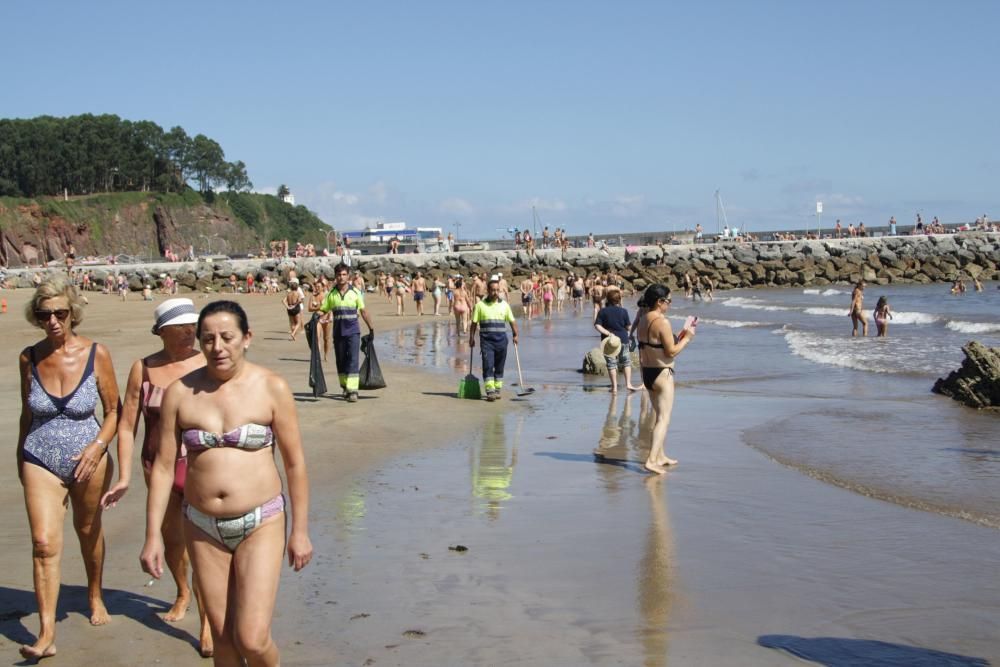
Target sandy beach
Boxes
[0,286,998,666]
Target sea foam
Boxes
[945,320,1000,334]
[722,297,792,312]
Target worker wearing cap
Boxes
[320,262,374,402]
[469,277,518,401]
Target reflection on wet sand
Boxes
[593,392,654,471]
[639,475,674,667]
[592,393,675,666]
[471,414,519,519]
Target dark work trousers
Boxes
[333,333,361,391]
[480,336,508,391]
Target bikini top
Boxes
[637,317,672,355]
[182,423,274,452]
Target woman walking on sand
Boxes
[432,276,446,316]
[873,296,893,337]
[17,278,120,660]
[100,298,213,656]
[307,277,333,361]
[636,285,696,474]
[395,273,407,316]
[141,301,312,667]
[282,279,304,341]
[452,277,472,333]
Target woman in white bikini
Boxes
[141,300,312,666]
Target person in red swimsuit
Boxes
[101,298,212,656]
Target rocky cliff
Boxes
[0,191,327,267]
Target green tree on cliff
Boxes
[0,115,251,197]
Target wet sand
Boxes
[0,288,998,666]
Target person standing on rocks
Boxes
[321,263,374,402]
[850,280,867,337]
[889,216,897,236]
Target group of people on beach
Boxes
[15,277,312,665]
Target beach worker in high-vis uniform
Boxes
[321,263,374,402]
[469,277,519,402]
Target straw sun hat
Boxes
[601,334,622,356]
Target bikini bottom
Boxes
[184,494,285,552]
[641,366,674,392]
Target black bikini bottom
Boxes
[642,366,674,392]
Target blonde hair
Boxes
[25,276,86,329]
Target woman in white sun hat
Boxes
[101,298,213,656]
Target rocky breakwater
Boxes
[932,342,1000,410]
[7,232,999,294]
[341,233,1000,292]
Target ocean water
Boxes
[378,281,1000,529]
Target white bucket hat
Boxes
[152,298,198,334]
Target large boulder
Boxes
[582,347,609,376]
[932,342,1000,410]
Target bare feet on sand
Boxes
[90,599,110,626]
[163,594,190,622]
[627,384,644,392]
[20,640,57,660]
[199,633,214,658]
[644,458,678,474]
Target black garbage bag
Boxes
[304,313,317,353]
[305,314,327,397]
[359,332,386,390]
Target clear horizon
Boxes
[3,1,997,238]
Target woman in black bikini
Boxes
[636,285,696,474]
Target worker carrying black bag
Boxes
[359,332,386,389]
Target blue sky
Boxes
[4,1,998,238]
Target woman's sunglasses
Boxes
[35,309,70,322]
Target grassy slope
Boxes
[0,190,329,252]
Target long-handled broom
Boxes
[458,346,482,399]
[513,343,535,397]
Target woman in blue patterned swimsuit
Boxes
[141,301,312,666]
[17,278,120,660]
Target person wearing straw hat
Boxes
[101,297,213,655]
[595,289,641,393]
[469,277,519,401]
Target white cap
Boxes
[152,298,198,334]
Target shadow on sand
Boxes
[0,584,198,656]
[757,634,991,666]
[534,450,646,473]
